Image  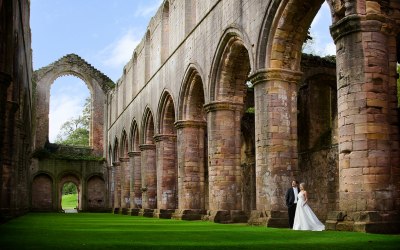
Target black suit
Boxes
[285,187,299,228]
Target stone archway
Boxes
[155,91,177,218]
[174,66,207,220]
[140,108,157,212]
[33,54,114,156]
[252,0,400,232]
[206,31,251,222]
[58,173,81,211]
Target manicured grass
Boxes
[0,213,399,250]
[61,193,77,209]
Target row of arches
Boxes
[31,172,106,212]
[106,0,400,232]
[110,33,254,218]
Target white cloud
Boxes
[49,94,84,142]
[99,29,140,69]
[324,42,336,56]
[134,0,162,17]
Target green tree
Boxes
[55,97,91,146]
[62,182,77,195]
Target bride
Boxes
[293,183,325,231]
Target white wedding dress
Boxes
[292,192,325,231]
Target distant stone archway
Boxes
[33,54,114,156]
[58,173,81,211]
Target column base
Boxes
[139,209,155,217]
[326,211,400,234]
[121,208,129,215]
[154,209,175,219]
[247,210,288,228]
[113,208,120,214]
[172,209,206,220]
[205,210,248,224]
[128,208,140,216]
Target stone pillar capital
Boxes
[204,101,243,113]
[249,68,303,87]
[174,120,207,129]
[154,134,177,142]
[119,157,130,163]
[128,151,141,157]
[330,14,398,42]
[139,144,156,151]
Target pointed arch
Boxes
[157,90,176,134]
[142,106,155,144]
[33,54,114,155]
[129,119,140,152]
[209,28,252,102]
[256,0,326,71]
[120,129,129,158]
[178,65,206,121]
[113,137,119,163]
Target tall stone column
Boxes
[128,151,141,212]
[107,165,114,209]
[154,134,177,218]
[140,144,157,210]
[112,162,121,213]
[0,73,11,215]
[326,13,400,233]
[173,120,206,220]
[119,157,130,213]
[205,101,246,222]
[249,69,301,227]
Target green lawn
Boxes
[61,193,77,209]
[0,213,399,250]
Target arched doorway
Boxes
[58,174,81,212]
[61,182,78,212]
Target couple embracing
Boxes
[285,180,325,231]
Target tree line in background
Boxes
[62,182,77,195]
[55,97,90,146]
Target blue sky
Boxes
[30,1,334,142]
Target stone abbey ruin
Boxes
[1,0,400,233]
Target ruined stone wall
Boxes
[105,0,400,232]
[0,0,33,221]
[30,150,108,212]
[297,54,338,219]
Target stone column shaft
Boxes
[140,144,157,209]
[155,134,177,210]
[330,14,399,212]
[250,69,301,213]
[119,157,130,209]
[175,120,207,210]
[205,102,243,211]
[128,151,142,208]
[112,162,121,209]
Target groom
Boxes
[285,180,299,228]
